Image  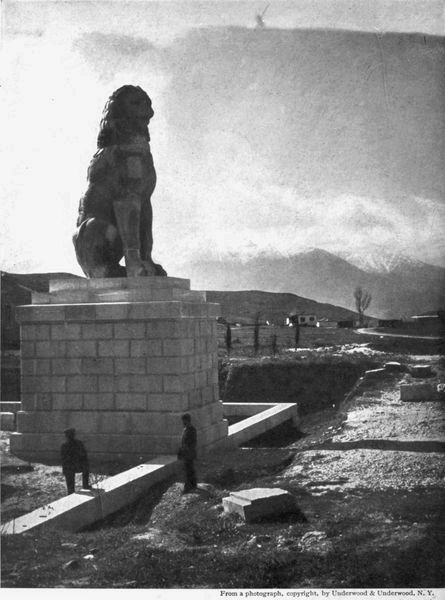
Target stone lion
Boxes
[73,85,167,278]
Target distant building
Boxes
[318,319,338,328]
[287,313,318,327]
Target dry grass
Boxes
[2,337,444,588]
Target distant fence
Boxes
[217,324,299,351]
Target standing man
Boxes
[61,428,90,495]
[177,413,197,494]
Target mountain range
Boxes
[2,245,444,338]
[186,248,445,318]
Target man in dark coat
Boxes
[61,428,90,495]
[177,413,197,493]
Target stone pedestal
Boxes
[11,276,228,465]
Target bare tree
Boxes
[354,286,372,327]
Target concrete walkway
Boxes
[2,456,178,535]
[3,401,299,534]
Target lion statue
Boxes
[73,85,167,278]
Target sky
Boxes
[1,0,444,276]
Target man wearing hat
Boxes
[61,428,90,495]
[177,413,197,494]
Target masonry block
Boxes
[99,340,130,357]
[115,357,146,375]
[36,341,66,358]
[96,304,130,320]
[65,304,97,321]
[53,394,83,410]
[82,358,114,375]
[116,374,163,393]
[114,322,145,339]
[33,325,51,341]
[145,356,184,374]
[69,412,101,433]
[66,341,97,358]
[163,338,194,356]
[100,412,132,434]
[83,393,115,411]
[35,393,53,410]
[147,393,189,412]
[52,358,82,375]
[51,323,82,340]
[98,375,116,393]
[146,320,181,338]
[81,323,113,339]
[115,393,147,411]
[21,342,35,358]
[163,375,183,393]
[67,375,98,393]
[130,339,162,357]
[21,360,36,376]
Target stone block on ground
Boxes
[222,487,299,523]
[410,365,434,378]
[400,383,434,402]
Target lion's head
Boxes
[97,85,154,149]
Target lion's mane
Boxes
[96,84,151,149]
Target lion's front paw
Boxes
[126,264,148,278]
[142,259,167,277]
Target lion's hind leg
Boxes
[73,218,125,278]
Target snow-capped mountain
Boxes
[337,246,425,274]
[186,248,445,318]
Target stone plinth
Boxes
[222,487,299,522]
[410,365,433,378]
[11,276,228,464]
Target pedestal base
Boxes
[12,276,228,464]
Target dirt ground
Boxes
[1,348,445,588]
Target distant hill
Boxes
[1,271,358,349]
[189,249,445,318]
[206,289,357,325]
